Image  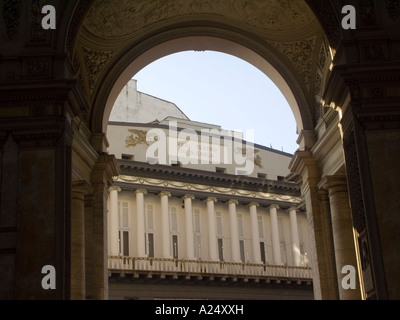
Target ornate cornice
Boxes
[115,175,301,205]
[117,159,300,196]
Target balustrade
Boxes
[108,256,312,280]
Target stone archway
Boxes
[68,0,341,300]
[1,0,399,300]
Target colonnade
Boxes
[107,188,303,267]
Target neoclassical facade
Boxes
[0,1,399,300]
[106,80,312,299]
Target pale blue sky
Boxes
[133,51,299,154]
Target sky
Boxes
[133,51,299,154]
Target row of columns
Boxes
[108,188,302,266]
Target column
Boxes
[288,207,301,266]
[289,150,339,299]
[321,175,362,300]
[136,189,147,257]
[228,199,241,262]
[183,194,195,260]
[269,204,282,265]
[108,186,121,256]
[249,202,262,264]
[206,197,218,261]
[159,191,171,258]
[71,181,93,300]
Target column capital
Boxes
[269,204,280,210]
[108,186,121,193]
[183,194,195,200]
[72,180,94,196]
[205,197,217,203]
[158,191,171,198]
[287,206,297,213]
[248,202,259,208]
[319,175,348,194]
[227,199,239,205]
[135,188,147,195]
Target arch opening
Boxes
[99,36,309,144]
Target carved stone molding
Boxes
[270,37,316,89]
[82,0,314,39]
[82,47,115,91]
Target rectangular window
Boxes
[172,234,179,259]
[121,230,129,256]
[260,242,266,264]
[278,217,284,241]
[121,153,134,160]
[239,239,246,263]
[145,204,154,230]
[193,209,201,233]
[258,215,264,239]
[216,212,223,236]
[146,233,154,258]
[118,201,129,228]
[194,235,202,259]
[218,238,224,261]
[169,207,178,233]
[281,241,287,265]
[300,243,307,266]
[237,214,244,238]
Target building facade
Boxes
[106,80,312,299]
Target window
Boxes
[194,235,202,259]
[216,167,226,173]
[237,214,244,238]
[169,206,178,233]
[118,201,129,228]
[281,241,287,265]
[193,209,201,258]
[172,235,179,259]
[218,238,224,261]
[216,212,223,236]
[277,175,285,181]
[146,233,154,258]
[193,209,201,233]
[239,239,246,263]
[257,173,266,179]
[119,230,129,256]
[260,242,266,264]
[118,201,129,256]
[258,215,264,239]
[121,153,134,160]
[145,204,154,230]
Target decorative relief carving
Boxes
[116,175,301,203]
[2,0,22,40]
[305,0,340,51]
[270,37,316,89]
[30,0,48,42]
[125,129,150,147]
[386,0,400,21]
[25,60,51,78]
[82,47,114,91]
[83,0,314,38]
